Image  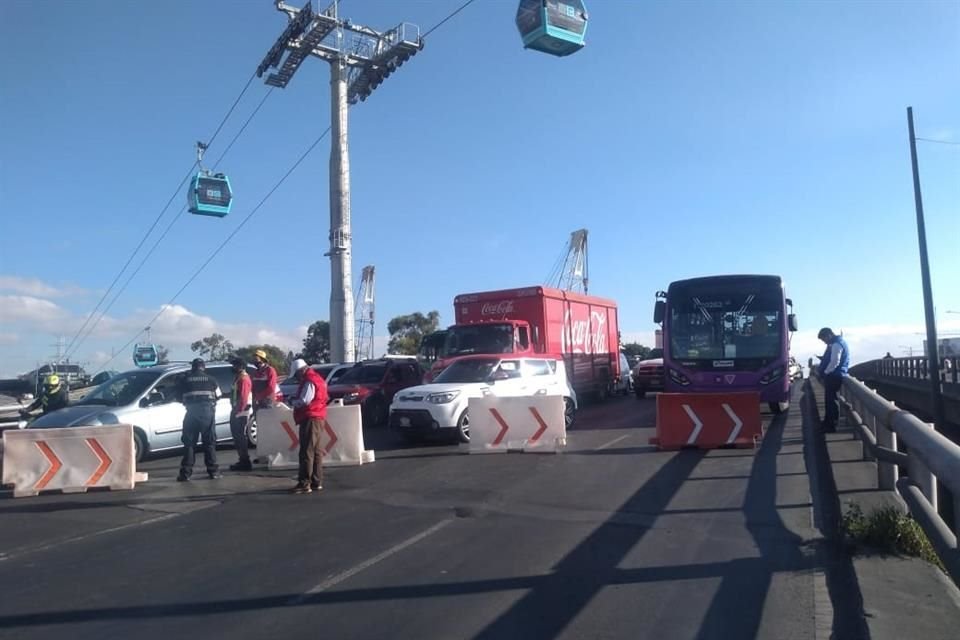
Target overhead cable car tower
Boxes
[354,265,375,362]
[256,1,423,363]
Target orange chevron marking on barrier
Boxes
[489,408,510,445]
[34,441,63,490]
[281,421,299,450]
[528,407,548,443]
[85,438,113,486]
[323,421,338,455]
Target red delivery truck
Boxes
[429,286,620,400]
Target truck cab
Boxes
[426,321,536,382]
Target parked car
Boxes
[389,355,578,443]
[633,348,664,399]
[27,361,259,462]
[612,352,633,395]
[326,357,423,428]
[278,363,352,403]
[89,370,119,387]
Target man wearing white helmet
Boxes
[289,358,329,494]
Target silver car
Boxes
[28,362,257,461]
[278,363,352,403]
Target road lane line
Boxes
[290,519,455,603]
[0,512,183,562]
[595,434,630,451]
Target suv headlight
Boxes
[427,391,460,404]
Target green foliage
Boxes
[232,344,288,373]
[622,342,651,359]
[841,504,944,571]
[301,321,331,364]
[387,311,440,356]
[190,333,234,361]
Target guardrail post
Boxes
[906,422,939,514]
[875,410,898,491]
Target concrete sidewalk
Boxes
[804,376,960,640]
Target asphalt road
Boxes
[0,386,854,640]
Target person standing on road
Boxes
[176,358,222,481]
[252,349,278,410]
[229,357,254,472]
[817,327,850,433]
[289,358,329,494]
[20,373,69,419]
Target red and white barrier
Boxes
[652,392,763,450]
[2,425,136,497]
[256,403,375,469]
[468,395,566,454]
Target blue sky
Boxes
[1,0,958,377]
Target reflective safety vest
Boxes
[293,367,329,423]
[232,371,253,417]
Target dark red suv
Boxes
[326,357,423,427]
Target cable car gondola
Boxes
[133,343,159,368]
[187,141,233,217]
[516,0,588,57]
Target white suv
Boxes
[388,355,577,443]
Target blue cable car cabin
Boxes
[133,344,159,368]
[516,0,588,57]
[188,173,233,217]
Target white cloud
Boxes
[0,276,89,298]
[0,295,69,327]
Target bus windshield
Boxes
[667,279,784,369]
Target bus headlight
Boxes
[668,368,691,386]
[759,367,784,385]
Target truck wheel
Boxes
[456,409,470,443]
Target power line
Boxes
[64,71,261,357]
[916,137,960,146]
[92,126,332,374]
[423,0,479,38]
[65,87,275,360]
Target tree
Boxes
[622,342,651,360]
[301,321,331,364]
[155,345,170,365]
[232,344,288,373]
[190,333,234,361]
[388,311,440,355]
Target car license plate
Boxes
[399,417,411,427]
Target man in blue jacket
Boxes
[817,327,850,433]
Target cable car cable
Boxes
[422,0,479,38]
[65,88,275,361]
[90,126,332,375]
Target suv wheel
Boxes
[564,398,576,430]
[456,409,470,443]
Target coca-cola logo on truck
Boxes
[561,309,609,354]
[481,300,515,316]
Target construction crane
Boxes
[354,265,375,361]
[545,228,589,294]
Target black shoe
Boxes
[310,485,323,492]
[208,472,223,479]
[291,484,312,494]
[176,474,190,482]
[229,461,253,471]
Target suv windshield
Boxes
[336,364,386,385]
[77,370,163,406]
[433,358,499,384]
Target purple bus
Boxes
[653,274,798,413]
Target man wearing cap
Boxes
[817,327,850,433]
[251,349,278,410]
[229,357,254,471]
[289,358,329,494]
[176,358,222,481]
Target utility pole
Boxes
[907,107,947,435]
[256,1,423,363]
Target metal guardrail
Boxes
[851,355,960,388]
[809,366,960,583]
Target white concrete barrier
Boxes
[468,396,566,454]
[256,404,374,469]
[2,425,136,497]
